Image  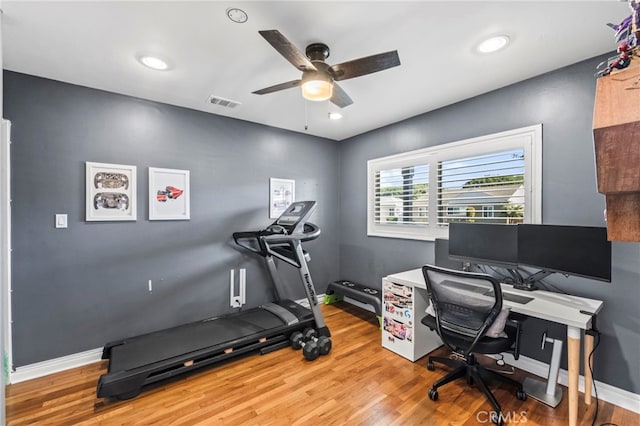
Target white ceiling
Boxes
[1,1,630,141]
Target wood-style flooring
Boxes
[5,302,639,425]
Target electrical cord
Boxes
[449,353,466,362]
[588,329,602,426]
[487,354,516,375]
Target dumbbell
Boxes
[290,328,332,361]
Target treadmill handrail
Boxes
[260,223,320,267]
[261,222,320,244]
[233,223,320,263]
[232,230,267,256]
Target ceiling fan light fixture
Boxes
[301,71,333,102]
[302,80,333,101]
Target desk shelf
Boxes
[381,277,442,361]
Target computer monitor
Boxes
[517,225,611,282]
[434,238,464,270]
[448,222,518,268]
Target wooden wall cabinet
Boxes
[593,60,640,242]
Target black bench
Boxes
[324,280,382,327]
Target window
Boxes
[367,125,542,240]
[373,165,429,226]
[482,206,495,218]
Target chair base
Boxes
[427,354,526,425]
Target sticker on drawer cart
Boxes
[383,317,412,341]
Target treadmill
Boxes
[97,201,329,400]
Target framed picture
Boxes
[149,167,190,220]
[269,178,295,219]
[86,161,137,221]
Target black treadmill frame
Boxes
[96,201,328,400]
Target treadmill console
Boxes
[274,201,316,235]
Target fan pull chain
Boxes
[304,100,308,131]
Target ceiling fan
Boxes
[252,30,401,108]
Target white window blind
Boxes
[367,125,541,241]
[438,149,525,225]
[374,165,429,225]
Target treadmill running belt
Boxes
[109,308,285,372]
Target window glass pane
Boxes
[375,164,429,225]
[438,149,525,225]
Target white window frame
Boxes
[482,205,495,218]
[367,124,542,241]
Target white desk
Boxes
[385,268,604,426]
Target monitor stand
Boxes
[513,282,538,291]
[513,270,554,291]
[523,332,564,407]
[507,268,537,291]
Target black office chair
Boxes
[421,265,526,424]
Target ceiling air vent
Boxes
[208,95,241,109]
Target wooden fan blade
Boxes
[259,30,317,72]
[330,82,353,108]
[252,79,302,95]
[329,50,400,81]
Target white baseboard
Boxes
[491,353,640,414]
[9,347,103,384]
[295,293,329,308]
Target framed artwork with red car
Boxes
[149,167,190,221]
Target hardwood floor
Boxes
[5,302,638,425]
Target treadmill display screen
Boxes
[275,202,316,232]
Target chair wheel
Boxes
[490,411,503,425]
[428,388,438,401]
[427,361,435,371]
[516,389,527,401]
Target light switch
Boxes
[55,214,68,229]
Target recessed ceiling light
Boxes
[476,35,510,54]
[139,55,169,71]
[226,7,248,23]
[328,112,343,120]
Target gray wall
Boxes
[3,71,341,367]
[4,53,640,396]
[338,55,640,394]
